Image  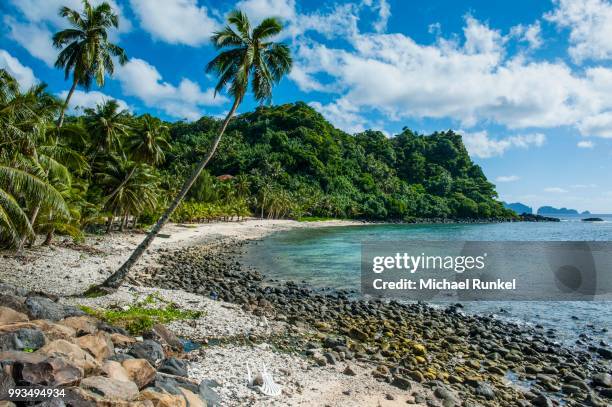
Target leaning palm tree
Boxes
[94,10,292,290]
[53,0,127,127]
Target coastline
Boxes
[0,219,361,296]
[2,219,610,405]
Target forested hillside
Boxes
[0,68,512,249]
[165,102,513,221]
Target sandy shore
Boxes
[0,218,360,296]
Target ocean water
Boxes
[244,217,612,347]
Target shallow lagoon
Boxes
[244,218,612,347]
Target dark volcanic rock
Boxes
[24,296,84,321]
[128,340,164,366]
[158,357,188,377]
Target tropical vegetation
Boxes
[0,1,514,262]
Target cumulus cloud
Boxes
[57,89,130,113]
[0,49,37,90]
[309,100,367,134]
[363,0,391,33]
[460,130,545,158]
[6,0,131,66]
[289,11,612,138]
[545,0,612,63]
[129,0,219,46]
[510,21,543,50]
[4,17,56,66]
[115,58,227,120]
[495,175,520,183]
[8,0,132,32]
[236,0,297,25]
[577,140,595,148]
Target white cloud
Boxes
[544,187,569,193]
[57,90,130,114]
[510,21,543,50]
[4,17,56,66]
[460,130,545,158]
[577,140,595,148]
[309,100,366,134]
[577,112,612,138]
[129,0,218,46]
[5,0,131,66]
[8,0,132,33]
[366,0,391,33]
[495,175,520,182]
[236,0,297,26]
[0,49,37,90]
[545,0,612,63]
[290,12,612,137]
[115,58,227,120]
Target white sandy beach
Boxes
[0,219,360,296]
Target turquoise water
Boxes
[244,218,612,346]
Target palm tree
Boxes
[84,100,131,155]
[0,70,71,248]
[53,0,127,127]
[127,114,170,165]
[95,10,292,291]
[96,155,159,232]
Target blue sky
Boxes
[1,0,612,212]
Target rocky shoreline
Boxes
[136,238,611,407]
[0,282,220,406]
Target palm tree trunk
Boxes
[108,167,136,201]
[18,206,41,249]
[106,216,114,234]
[96,97,241,290]
[43,230,54,246]
[57,77,78,128]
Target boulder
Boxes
[138,389,186,407]
[0,283,29,297]
[150,324,183,351]
[158,358,188,377]
[101,360,130,382]
[77,331,114,361]
[592,372,611,388]
[128,340,164,366]
[0,350,46,365]
[37,339,99,374]
[97,321,129,335]
[0,328,45,351]
[19,356,83,386]
[29,320,76,341]
[179,387,205,407]
[391,376,412,390]
[24,297,84,321]
[122,358,156,389]
[80,376,139,401]
[59,316,98,336]
[198,379,221,407]
[0,306,28,325]
[0,294,27,314]
[348,327,368,342]
[0,369,16,398]
[110,333,136,347]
